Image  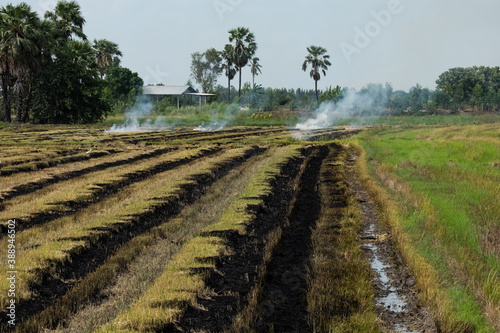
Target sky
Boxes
[22,0,500,92]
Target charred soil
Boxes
[0,147,265,331]
[170,148,312,333]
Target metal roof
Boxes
[186,93,216,96]
[143,85,197,96]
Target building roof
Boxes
[143,85,197,96]
[186,93,216,97]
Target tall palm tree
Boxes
[228,27,257,97]
[45,0,86,41]
[93,39,122,79]
[250,57,262,87]
[221,44,236,101]
[302,45,331,101]
[0,3,42,123]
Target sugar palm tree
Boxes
[93,39,122,78]
[228,27,257,97]
[302,45,331,101]
[0,3,43,123]
[250,57,262,87]
[221,44,236,101]
[45,0,86,41]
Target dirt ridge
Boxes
[0,147,178,204]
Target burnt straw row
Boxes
[0,148,217,236]
[0,146,266,330]
[170,146,329,332]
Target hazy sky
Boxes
[24,0,500,91]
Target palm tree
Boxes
[250,57,262,87]
[302,45,331,101]
[0,3,43,123]
[228,27,257,97]
[45,0,86,41]
[221,44,236,101]
[93,39,122,79]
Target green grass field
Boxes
[355,121,500,332]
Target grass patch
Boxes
[354,121,500,332]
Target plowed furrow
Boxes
[307,129,361,141]
[172,148,315,333]
[111,127,266,144]
[193,129,287,143]
[0,147,177,204]
[2,147,265,330]
[0,149,81,169]
[0,150,121,177]
[0,148,217,236]
[23,149,275,333]
[249,146,328,332]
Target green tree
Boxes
[0,3,46,123]
[250,57,262,87]
[221,44,236,101]
[93,39,122,79]
[44,0,86,41]
[435,66,500,112]
[32,40,109,123]
[190,48,222,93]
[104,66,143,106]
[228,27,257,97]
[319,85,342,103]
[484,87,499,111]
[302,45,331,101]
[470,83,484,111]
[431,88,451,111]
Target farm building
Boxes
[142,85,214,108]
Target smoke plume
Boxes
[295,85,390,130]
[106,95,171,133]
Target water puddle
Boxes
[362,205,413,332]
[348,160,437,333]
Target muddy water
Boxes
[362,232,416,331]
[347,155,437,333]
[361,203,420,333]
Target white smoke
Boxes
[193,121,227,132]
[295,85,390,130]
[106,95,172,133]
[193,103,241,131]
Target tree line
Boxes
[3,2,498,125]
[434,66,500,112]
[0,1,142,124]
[190,28,500,115]
[190,27,333,104]
[190,26,259,101]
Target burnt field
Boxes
[0,125,440,332]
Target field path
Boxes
[346,156,438,333]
